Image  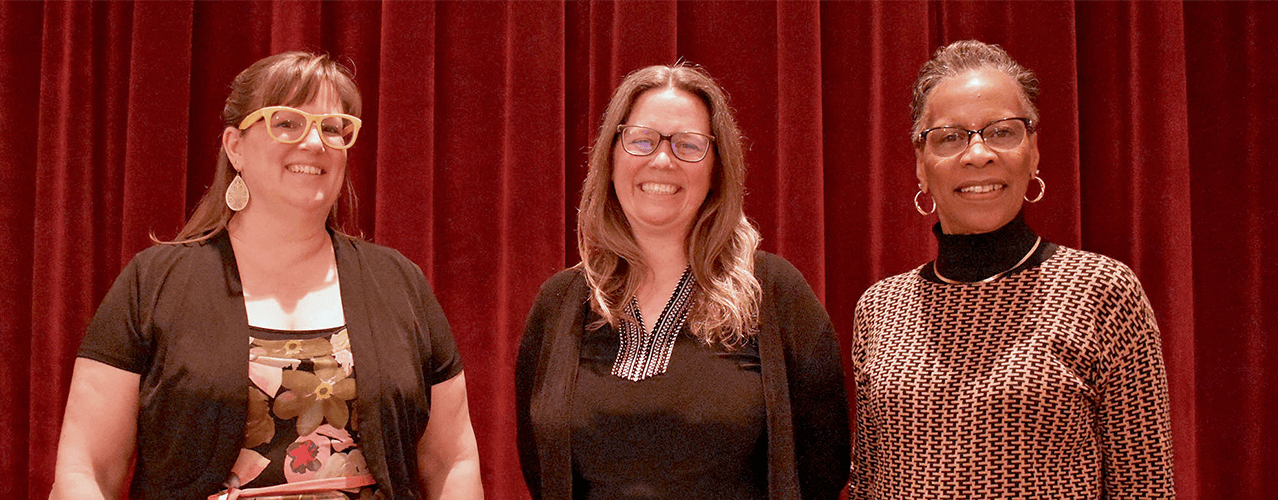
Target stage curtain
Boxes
[2,1,1273,499]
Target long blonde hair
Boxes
[159,52,362,244]
[577,63,761,347]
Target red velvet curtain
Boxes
[2,1,1274,499]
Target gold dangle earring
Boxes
[225,172,249,211]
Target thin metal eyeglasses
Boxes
[917,117,1035,158]
[616,124,715,163]
[238,106,363,150]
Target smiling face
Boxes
[224,85,348,219]
[916,68,1040,235]
[612,87,715,241]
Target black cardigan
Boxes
[78,232,462,500]
[515,251,850,499]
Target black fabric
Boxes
[920,212,1059,283]
[516,251,850,500]
[77,231,463,500]
[248,324,346,339]
[572,312,767,500]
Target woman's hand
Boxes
[49,358,141,500]
[417,371,484,499]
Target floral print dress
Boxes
[220,326,382,500]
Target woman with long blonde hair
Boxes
[516,62,849,500]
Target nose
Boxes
[650,150,675,168]
[649,140,676,167]
[298,121,326,150]
[961,134,996,166]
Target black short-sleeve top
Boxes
[78,232,462,500]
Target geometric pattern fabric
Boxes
[851,247,1174,498]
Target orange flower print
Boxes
[274,362,357,436]
[244,386,274,449]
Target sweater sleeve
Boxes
[766,254,852,499]
[1095,264,1175,498]
[515,292,547,499]
[848,285,874,500]
[515,269,579,500]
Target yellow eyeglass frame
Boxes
[238,106,363,150]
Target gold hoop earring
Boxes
[914,187,936,215]
[226,173,249,211]
[1024,172,1045,203]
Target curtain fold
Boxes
[376,0,436,263]
[0,2,43,498]
[1076,4,1199,497]
[121,1,192,258]
[29,4,122,491]
[3,2,1273,499]
[1184,2,1278,498]
[774,0,825,294]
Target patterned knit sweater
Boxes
[851,246,1174,499]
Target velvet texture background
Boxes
[2,1,1273,499]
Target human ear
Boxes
[1027,131,1041,173]
[915,149,929,193]
[222,127,244,172]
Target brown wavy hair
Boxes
[577,62,761,347]
[159,51,362,244]
[910,40,1040,144]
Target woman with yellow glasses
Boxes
[50,52,484,500]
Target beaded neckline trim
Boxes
[612,268,696,382]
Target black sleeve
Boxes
[514,272,567,500]
[411,261,464,385]
[768,255,852,499]
[515,293,546,498]
[514,268,585,500]
[78,253,152,374]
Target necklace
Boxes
[932,236,1043,285]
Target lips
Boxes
[640,182,680,195]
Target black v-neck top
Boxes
[570,305,767,499]
[518,252,851,500]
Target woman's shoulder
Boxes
[341,236,417,268]
[1049,245,1132,270]
[127,237,226,275]
[752,250,807,285]
[337,236,440,287]
[854,265,926,314]
[753,249,788,269]
[863,265,926,295]
[523,267,588,329]
[1043,245,1146,294]
[536,266,587,298]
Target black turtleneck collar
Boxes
[920,212,1058,284]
